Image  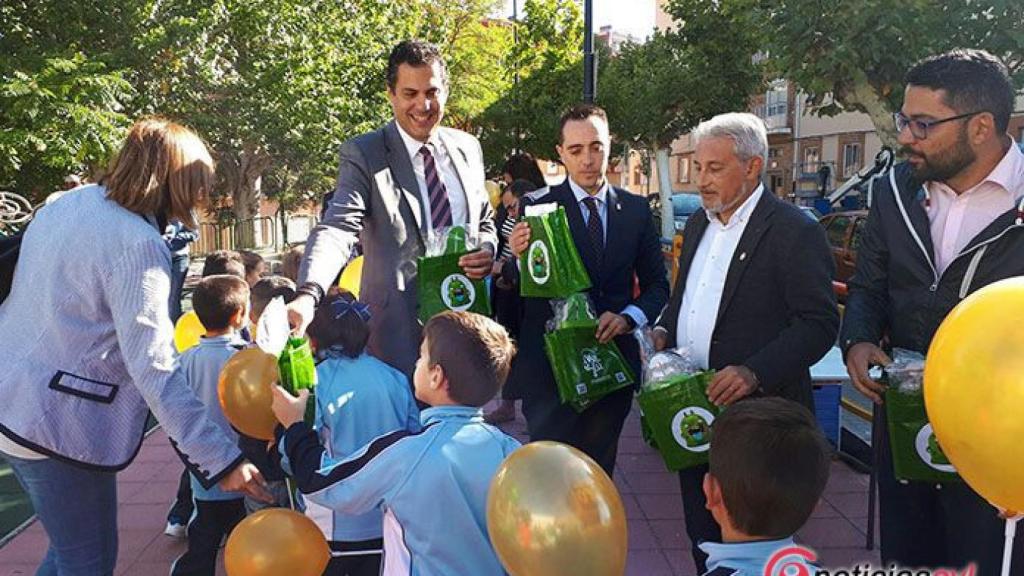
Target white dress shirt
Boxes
[675,184,764,368]
[567,177,648,328]
[395,123,468,234]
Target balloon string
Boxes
[286,476,297,511]
[1002,514,1020,576]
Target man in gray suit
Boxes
[288,40,497,376]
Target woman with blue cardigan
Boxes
[0,118,269,575]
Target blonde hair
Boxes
[104,118,214,227]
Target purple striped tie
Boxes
[420,145,453,229]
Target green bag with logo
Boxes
[542,294,634,412]
[417,226,491,323]
[636,349,719,471]
[278,336,318,425]
[520,205,591,298]
[883,350,959,483]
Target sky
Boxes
[499,0,657,41]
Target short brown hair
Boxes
[307,290,370,358]
[422,311,516,407]
[250,276,296,321]
[192,275,249,331]
[238,250,265,278]
[104,118,213,228]
[709,398,831,539]
[202,250,245,278]
[558,103,608,144]
[280,246,304,283]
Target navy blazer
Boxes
[507,180,669,398]
[657,190,839,410]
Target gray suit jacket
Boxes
[300,121,496,375]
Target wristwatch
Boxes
[622,314,637,331]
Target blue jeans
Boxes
[5,455,118,576]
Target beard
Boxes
[703,182,750,217]
[903,126,976,183]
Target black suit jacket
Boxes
[507,180,670,398]
[657,190,839,410]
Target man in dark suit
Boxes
[287,40,496,376]
[507,104,669,476]
[652,112,838,573]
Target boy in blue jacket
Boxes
[272,311,519,576]
[699,397,831,576]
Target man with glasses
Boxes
[842,49,1024,571]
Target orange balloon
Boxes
[174,310,205,353]
[218,348,280,440]
[487,441,627,576]
[225,508,330,576]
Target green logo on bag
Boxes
[528,240,551,285]
[671,407,714,453]
[581,348,604,378]
[440,273,476,311]
[915,423,955,472]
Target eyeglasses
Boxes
[893,110,984,140]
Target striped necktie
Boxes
[583,196,604,253]
[420,145,453,229]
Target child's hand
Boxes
[271,385,309,427]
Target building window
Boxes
[677,157,689,183]
[804,147,820,173]
[843,143,862,177]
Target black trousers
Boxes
[324,538,384,576]
[875,406,1024,573]
[678,464,721,575]
[166,468,194,525]
[521,384,633,476]
[171,499,246,576]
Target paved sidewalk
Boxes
[0,402,879,575]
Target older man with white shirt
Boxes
[654,112,838,573]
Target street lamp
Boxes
[583,0,594,103]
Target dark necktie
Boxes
[583,196,604,253]
[420,145,453,229]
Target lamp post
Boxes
[583,0,595,103]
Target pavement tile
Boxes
[796,516,868,549]
[620,493,645,520]
[825,491,874,520]
[648,518,688,551]
[636,493,686,520]
[623,471,680,495]
[628,519,660,550]
[626,549,674,576]
[664,548,698,576]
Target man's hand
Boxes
[706,366,759,407]
[219,461,272,503]
[491,259,505,278]
[652,328,669,352]
[508,221,531,258]
[271,385,309,428]
[845,342,891,404]
[595,312,631,344]
[459,247,494,280]
[286,294,316,337]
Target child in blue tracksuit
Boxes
[290,290,421,576]
[699,397,831,576]
[273,311,520,576]
[170,275,250,576]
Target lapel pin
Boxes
[739,252,747,261]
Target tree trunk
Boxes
[847,76,900,151]
[655,146,675,240]
[221,146,271,249]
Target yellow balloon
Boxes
[925,277,1024,513]
[486,180,502,210]
[218,349,280,441]
[337,255,364,299]
[487,441,627,576]
[225,508,330,576]
[174,311,205,353]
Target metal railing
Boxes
[193,216,278,256]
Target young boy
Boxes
[238,249,266,287]
[700,397,831,576]
[170,275,251,576]
[248,275,296,331]
[271,311,519,575]
[201,250,245,279]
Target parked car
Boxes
[649,192,703,236]
[818,210,868,293]
[799,206,823,221]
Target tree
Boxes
[746,0,1024,148]
[602,3,763,237]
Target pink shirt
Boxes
[926,141,1024,275]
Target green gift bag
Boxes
[637,371,719,471]
[417,226,491,323]
[542,294,634,412]
[520,206,591,298]
[278,336,317,426]
[885,388,959,483]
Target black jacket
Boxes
[840,161,1024,356]
[505,180,670,398]
[657,190,839,411]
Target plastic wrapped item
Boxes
[417,225,491,323]
[279,336,317,425]
[520,204,591,298]
[636,348,718,471]
[542,294,633,412]
[883,348,958,483]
